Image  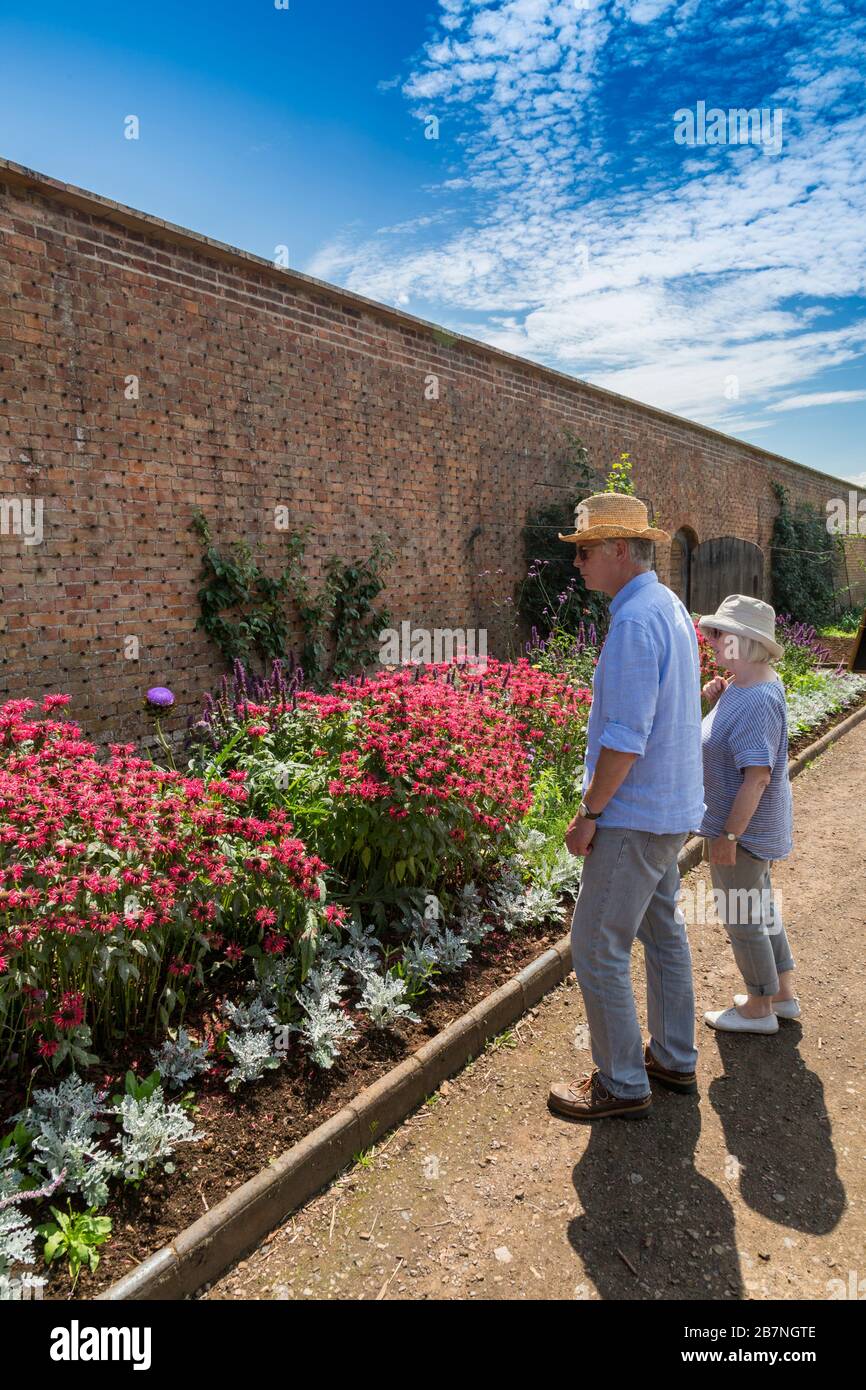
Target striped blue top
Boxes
[699,677,794,860]
[582,571,706,834]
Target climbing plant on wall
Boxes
[191,513,395,687]
[517,430,609,641]
[770,482,841,628]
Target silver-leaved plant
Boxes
[357,970,420,1028]
[150,1028,211,1090]
[113,1086,203,1181]
[14,1075,120,1208]
[225,1030,282,1092]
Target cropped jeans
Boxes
[570,825,697,1100]
[708,844,795,996]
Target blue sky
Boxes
[1,0,865,484]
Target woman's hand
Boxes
[702,675,729,704]
[709,835,738,866]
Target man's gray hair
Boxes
[602,537,655,569]
[627,537,655,569]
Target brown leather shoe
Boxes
[547,1071,652,1121]
[644,1044,698,1095]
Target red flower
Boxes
[36,1037,59,1059]
[51,990,85,1030]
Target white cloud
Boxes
[314,0,866,436]
[767,390,866,411]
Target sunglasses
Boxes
[576,544,603,562]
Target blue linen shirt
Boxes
[582,571,706,834]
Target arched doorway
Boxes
[690,537,764,614]
[670,527,698,610]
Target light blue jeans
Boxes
[708,845,795,995]
[571,825,697,1099]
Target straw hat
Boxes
[558,492,670,545]
[697,594,784,660]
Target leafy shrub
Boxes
[770,483,839,629]
[189,660,588,898]
[290,989,357,1070]
[150,1029,211,1090]
[14,1075,119,1208]
[225,1030,282,1092]
[357,970,420,1027]
[113,1086,203,1181]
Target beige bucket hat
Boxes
[558,492,670,545]
[697,594,784,661]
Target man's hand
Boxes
[565,813,597,857]
[709,835,737,866]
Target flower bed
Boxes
[785,673,866,744]
[0,665,593,1298]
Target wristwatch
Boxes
[722,831,738,842]
[578,799,602,820]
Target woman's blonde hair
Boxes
[736,634,776,664]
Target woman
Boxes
[697,595,797,1034]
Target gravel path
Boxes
[204,720,866,1301]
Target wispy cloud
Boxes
[767,390,866,411]
[308,0,866,437]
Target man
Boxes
[548,492,706,1120]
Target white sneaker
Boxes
[704,1007,779,1034]
[734,993,800,1020]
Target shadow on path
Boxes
[567,1095,742,1299]
[707,1025,845,1234]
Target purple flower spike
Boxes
[146,686,175,708]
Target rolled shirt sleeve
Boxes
[597,618,660,758]
[727,696,783,771]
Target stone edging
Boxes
[97,694,866,1301]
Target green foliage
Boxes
[110,1070,162,1108]
[191,512,293,667]
[603,451,636,495]
[819,608,862,636]
[36,1203,112,1289]
[518,430,609,640]
[527,626,598,686]
[770,483,840,628]
[191,514,395,688]
[326,537,397,683]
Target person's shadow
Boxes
[707,1026,845,1233]
[567,1094,742,1299]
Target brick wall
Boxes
[2,159,865,744]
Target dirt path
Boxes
[205,721,866,1302]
